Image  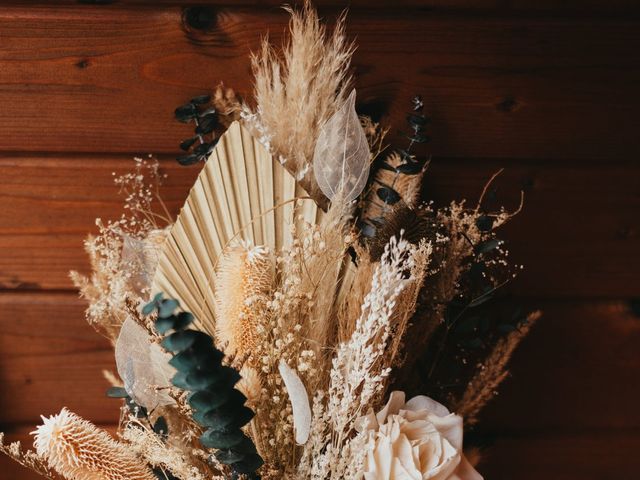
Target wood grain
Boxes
[0,292,118,427]
[476,430,640,479]
[0,7,638,160]
[0,293,637,430]
[0,156,637,297]
[0,2,637,478]
[477,299,640,431]
[6,1,640,13]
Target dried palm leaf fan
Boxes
[152,121,322,334]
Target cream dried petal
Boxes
[278,360,312,445]
[427,413,464,452]
[405,395,451,417]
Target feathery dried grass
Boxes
[399,196,518,380]
[250,1,355,207]
[299,236,417,479]
[122,423,213,480]
[248,203,351,473]
[336,244,375,344]
[70,158,170,343]
[455,311,541,425]
[0,433,58,480]
[384,239,433,371]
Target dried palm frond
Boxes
[250,1,355,208]
[152,121,323,338]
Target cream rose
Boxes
[357,391,483,480]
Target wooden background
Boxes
[0,1,639,478]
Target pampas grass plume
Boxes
[32,408,154,480]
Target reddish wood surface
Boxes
[0,156,637,297]
[0,2,638,478]
[0,293,118,427]
[7,0,640,12]
[1,294,637,430]
[478,431,640,479]
[0,7,638,161]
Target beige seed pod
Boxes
[214,244,273,361]
[32,408,154,480]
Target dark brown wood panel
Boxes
[0,293,118,426]
[6,1,640,13]
[1,156,638,297]
[0,7,638,160]
[477,431,640,479]
[478,299,640,431]
[0,293,637,430]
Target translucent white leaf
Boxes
[115,318,176,409]
[121,229,168,297]
[278,360,311,445]
[313,89,371,203]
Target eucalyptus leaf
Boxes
[190,94,211,105]
[106,386,129,398]
[475,238,501,255]
[179,136,199,151]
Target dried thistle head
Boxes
[214,244,273,362]
[33,408,155,480]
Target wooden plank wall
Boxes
[0,1,638,478]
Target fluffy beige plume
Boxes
[455,311,541,425]
[250,1,355,208]
[33,408,154,480]
[214,244,273,361]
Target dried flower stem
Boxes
[455,311,541,424]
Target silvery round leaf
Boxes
[115,318,176,409]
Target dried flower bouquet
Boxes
[1,3,539,479]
